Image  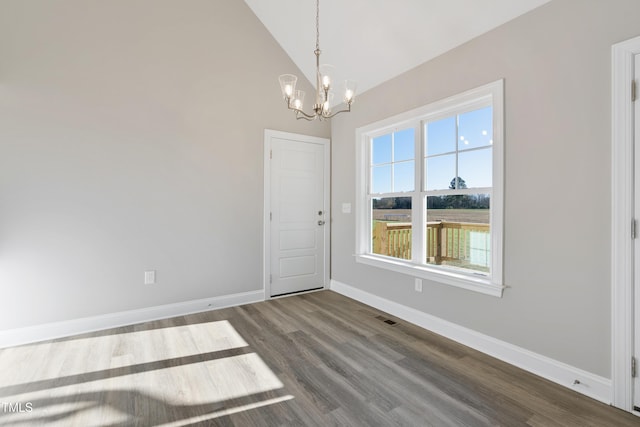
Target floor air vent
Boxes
[376,315,397,325]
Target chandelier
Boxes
[278,0,357,121]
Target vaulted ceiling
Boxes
[244,0,551,95]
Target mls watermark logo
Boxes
[1,401,33,413]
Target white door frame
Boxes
[612,35,640,412]
[263,129,330,299]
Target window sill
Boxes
[355,254,504,297]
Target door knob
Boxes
[318,220,325,226]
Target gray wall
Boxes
[0,0,329,330]
[331,0,640,377]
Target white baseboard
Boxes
[330,279,611,405]
[0,289,265,349]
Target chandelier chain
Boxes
[315,0,320,51]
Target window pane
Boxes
[372,134,392,165]
[425,194,490,273]
[372,197,412,260]
[458,147,492,188]
[394,161,414,192]
[394,128,415,161]
[426,117,456,156]
[372,165,392,194]
[425,154,455,191]
[458,106,492,150]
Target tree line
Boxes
[372,195,489,210]
[372,177,490,210]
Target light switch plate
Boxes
[144,270,156,285]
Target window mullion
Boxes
[455,114,460,189]
[412,121,425,265]
[390,132,395,193]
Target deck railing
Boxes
[372,221,490,268]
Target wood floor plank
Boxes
[0,290,638,426]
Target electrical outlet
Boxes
[414,278,422,293]
[144,270,156,285]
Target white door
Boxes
[265,131,329,297]
[634,53,640,412]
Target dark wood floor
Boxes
[0,290,638,426]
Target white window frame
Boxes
[355,80,504,297]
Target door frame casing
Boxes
[612,35,640,412]
[263,129,331,299]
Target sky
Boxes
[371,106,493,194]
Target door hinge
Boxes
[270,149,273,159]
[632,218,637,239]
[633,80,637,102]
[270,212,272,221]
[269,274,272,284]
[632,357,637,378]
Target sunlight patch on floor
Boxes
[0,321,289,426]
[156,394,296,427]
[0,320,248,387]
[1,352,285,426]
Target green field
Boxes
[373,209,489,224]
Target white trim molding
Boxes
[0,290,265,349]
[611,35,640,412]
[331,279,611,404]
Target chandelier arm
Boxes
[323,105,352,119]
[287,104,317,120]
